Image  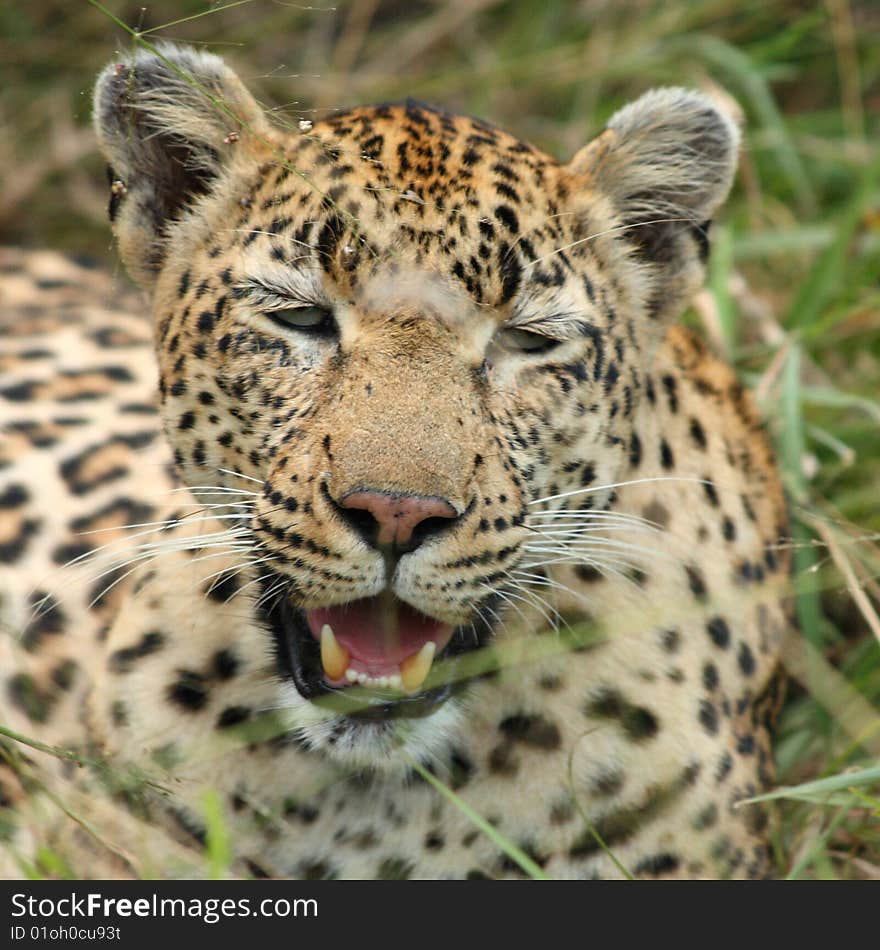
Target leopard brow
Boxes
[506,310,586,341]
[235,270,324,309]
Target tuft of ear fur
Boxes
[569,87,740,321]
[93,43,270,288]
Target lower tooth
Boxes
[400,641,436,693]
[342,671,409,690]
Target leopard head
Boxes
[94,44,739,768]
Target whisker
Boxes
[25,522,256,631]
[510,567,637,609]
[519,562,635,580]
[525,525,660,540]
[230,567,285,603]
[253,578,290,613]
[218,468,266,486]
[517,549,645,575]
[194,554,275,589]
[529,476,708,507]
[72,527,252,569]
[524,216,696,268]
[87,544,252,583]
[82,542,256,612]
[489,587,531,628]
[493,583,562,633]
[525,509,658,526]
[85,563,146,611]
[523,536,667,559]
[170,485,259,497]
[73,511,253,542]
[68,535,253,595]
[473,594,508,640]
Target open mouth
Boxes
[260,575,496,720]
[308,591,455,692]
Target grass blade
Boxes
[406,757,552,880]
[741,764,880,804]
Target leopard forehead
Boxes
[235,102,574,300]
[159,100,623,338]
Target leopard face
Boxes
[93,45,740,769]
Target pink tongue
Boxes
[306,597,453,676]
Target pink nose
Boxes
[340,490,458,548]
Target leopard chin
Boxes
[276,678,471,774]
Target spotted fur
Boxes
[0,45,791,879]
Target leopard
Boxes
[0,43,792,880]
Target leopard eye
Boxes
[498,327,561,354]
[267,305,336,336]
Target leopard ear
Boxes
[569,88,740,321]
[93,43,270,288]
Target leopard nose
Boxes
[338,490,458,552]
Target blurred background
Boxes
[1,0,878,877]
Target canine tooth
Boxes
[400,641,436,693]
[320,624,349,680]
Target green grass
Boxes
[407,757,553,880]
[1,0,879,879]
